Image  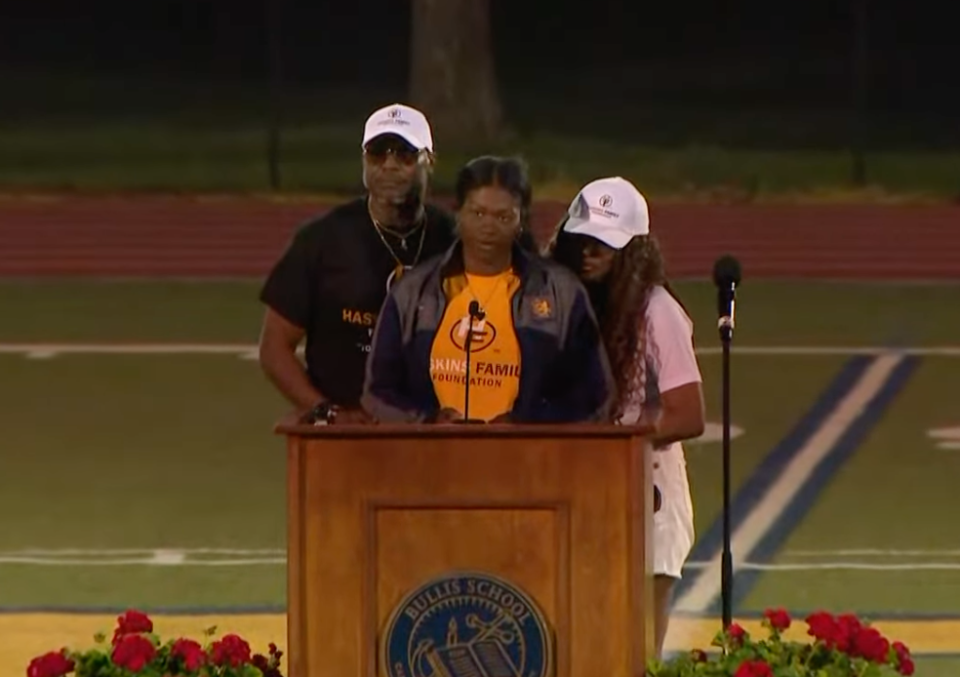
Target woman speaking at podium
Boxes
[548,177,706,658]
[361,156,615,425]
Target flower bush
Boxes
[26,610,284,677]
[646,608,915,676]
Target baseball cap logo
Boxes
[387,108,402,119]
[598,194,613,208]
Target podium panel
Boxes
[280,423,654,677]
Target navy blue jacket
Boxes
[361,241,615,423]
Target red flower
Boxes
[727,623,746,645]
[892,640,909,659]
[806,611,849,650]
[111,609,153,644]
[26,649,75,677]
[850,626,890,663]
[763,607,791,631]
[891,640,914,674]
[733,658,773,677]
[806,611,835,639]
[806,610,898,666]
[171,638,207,671]
[836,613,862,634]
[252,653,284,677]
[836,613,868,652]
[690,649,707,662]
[210,633,252,668]
[111,634,157,673]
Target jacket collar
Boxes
[437,238,534,281]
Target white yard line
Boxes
[0,557,284,566]
[2,548,285,556]
[739,562,960,571]
[683,561,960,571]
[0,548,285,567]
[5,547,960,570]
[0,343,262,360]
[783,548,960,557]
[695,346,960,357]
[673,354,907,613]
[1,343,959,357]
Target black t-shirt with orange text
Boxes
[259,198,457,408]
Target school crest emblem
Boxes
[381,571,554,677]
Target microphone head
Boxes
[468,300,482,318]
[713,255,742,287]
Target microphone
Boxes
[712,254,741,632]
[460,301,486,424]
[713,255,741,342]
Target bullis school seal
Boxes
[381,571,553,677]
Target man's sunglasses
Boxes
[363,137,421,165]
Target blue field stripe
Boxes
[719,355,921,613]
[673,354,875,605]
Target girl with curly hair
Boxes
[547,177,706,658]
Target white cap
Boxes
[361,103,434,152]
[562,176,650,249]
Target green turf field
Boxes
[743,357,960,615]
[4,278,960,345]
[2,278,960,673]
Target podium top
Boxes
[275,415,653,439]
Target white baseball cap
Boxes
[361,103,434,153]
[562,176,650,249]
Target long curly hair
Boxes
[553,227,688,419]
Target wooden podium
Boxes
[277,420,655,677]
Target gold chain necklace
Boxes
[465,272,506,316]
[367,200,425,252]
[368,203,427,270]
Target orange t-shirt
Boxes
[429,271,522,421]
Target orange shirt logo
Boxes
[429,271,522,421]
[449,316,498,353]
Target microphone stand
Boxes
[718,286,735,630]
[458,302,486,425]
[713,254,741,631]
[463,313,476,422]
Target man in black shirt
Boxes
[258,103,457,423]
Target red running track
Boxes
[0,195,958,279]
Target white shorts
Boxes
[652,443,695,579]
